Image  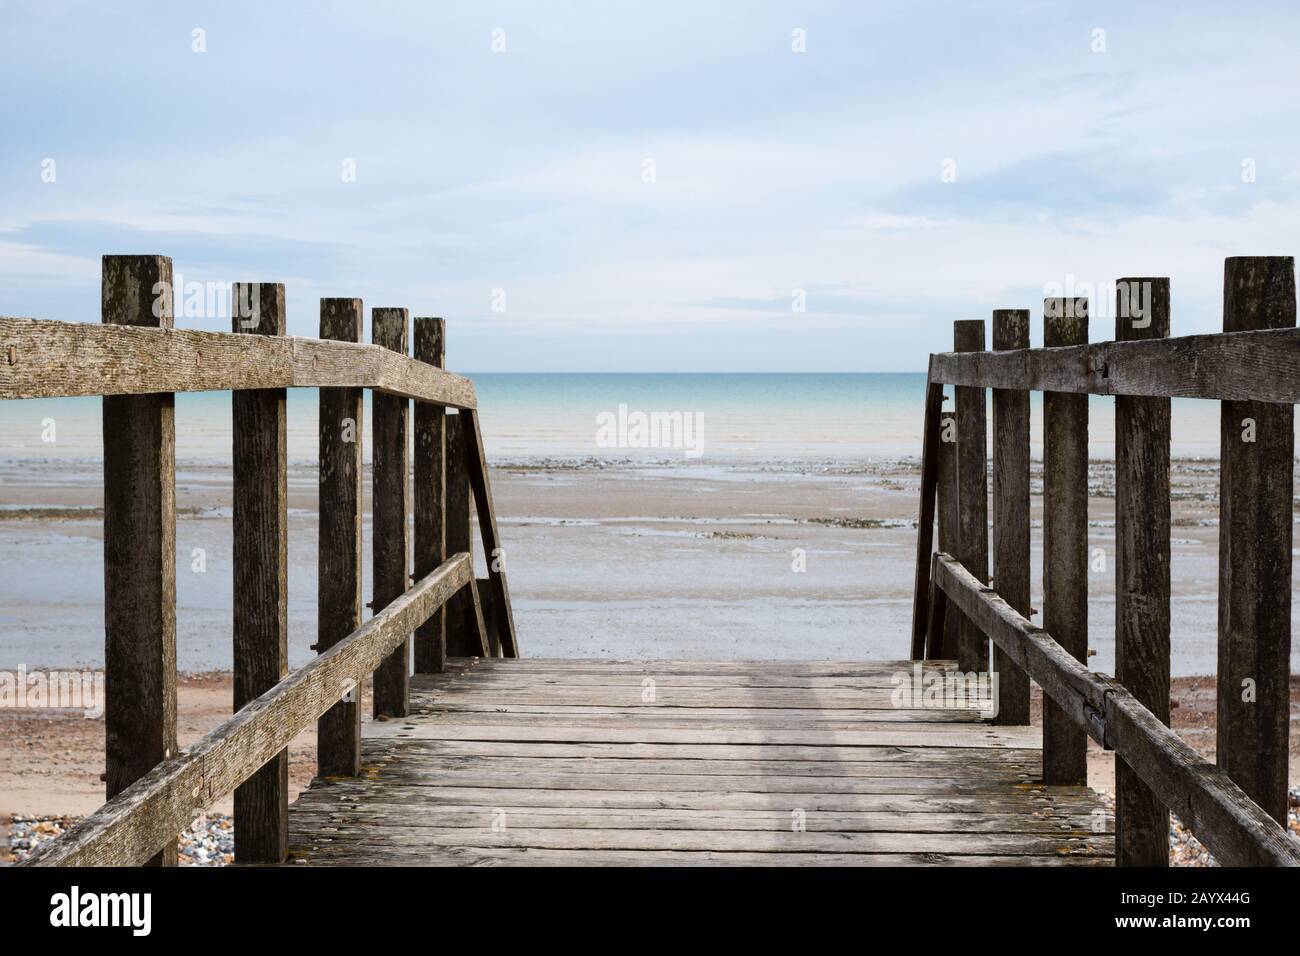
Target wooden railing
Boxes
[10,254,518,867]
[911,256,1300,867]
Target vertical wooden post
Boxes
[372,308,411,718]
[910,375,945,659]
[1114,277,1172,866]
[930,400,960,660]
[102,254,178,867]
[231,282,289,863]
[413,318,448,674]
[445,411,477,656]
[953,320,989,672]
[991,309,1031,724]
[1217,256,1295,825]
[458,408,519,658]
[1042,297,1089,784]
[317,299,364,776]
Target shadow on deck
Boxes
[284,658,1113,866]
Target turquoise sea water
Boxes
[0,373,1236,462]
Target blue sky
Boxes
[2,1,1298,370]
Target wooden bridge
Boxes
[11,254,1300,867]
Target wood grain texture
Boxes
[413,318,448,673]
[0,315,476,407]
[372,308,411,718]
[1113,277,1172,867]
[20,554,473,868]
[929,325,1300,401]
[231,282,289,863]
[444,412,477,656]
[1042,299,1089,784]
[910,375,944,659]
[1217,256,1295,824]
[316,299,364,776]
[459,408,519,657]
[101,255,178,867]
[932,554,1300,867]
[932,404,959,659]
[990,310,1030,724]
[953,320,989,672]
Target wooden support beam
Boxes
[413,318,448,673]
[1217,256,1295,825]
[372,308,411,718]
[0,316,477,406]
[21,554,473,868]
[230,282,289,863]
[444,412,480,656]
[101,255,179,867]
[458,408,519,657]
[910,376,945,659]
[1042,297,1089,784]
[930,402,959,660]
[1114,277,1172,867]
[990,309,1030,725]
[317,299,364,776]
[953,320,989,672]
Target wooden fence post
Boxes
[991,309,1030,724]
[1217,256,1295,824]
[444,411,477,656]
[1115,277,1172,866]
[910,376,945,659]
[1042,297,1089,784]
[231,282,288,863]
[953,320,989,672]
[372,308,411,718]
[102,254,178,867]
[413,317,448,673]
[317,298,364,776]
[458,408,519,657]
[931,400,960,659]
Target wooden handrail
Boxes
[931,553,1300,867]
[0,316,477,406]
[929,325,1300,401]
[20,553,474,867]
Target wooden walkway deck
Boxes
[285,658,1114,866]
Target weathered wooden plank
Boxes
[934,553,1300,867]
[444,412,477,656]
[990,309,1031,725]
[458,408,519,657]
[1217,257,1295,825]
[441,659,960,674]
[101,255,178,868]
[1042,297,1089,784]
[0,315,476,406]
[230,282,289,864]
[911,375,945,659]
[316,299,365,776]
[932,403,960,658]
[376,740,1039,762]
[372,308,411,719]
[21,554,473,868]
[929,325,1300,401]
[953,321,989,672]
[413,317,448,673]
[1114,277,1172,867]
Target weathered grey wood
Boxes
[444,412,477,656]
[413,318,448,673]
[928,325,1300,401]
[953,320,989,672]
[0,315,476,406]
[932,553,1300,867]
[1217,256,1295,825]
[21,554,473,868]
[990,310,1030,725]
[910,375,945,659]
[458,408,519,657]
[372,308,411,719]
[101,255,178,868]
[476,577,501,656]
[931,403,959,658]
[231,282,289,864]
[1114,277,1172,867]
[1042,298,1089,784]
[317,299,364,776]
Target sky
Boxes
[2,1,1299,371]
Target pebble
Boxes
[3,812,235,866]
